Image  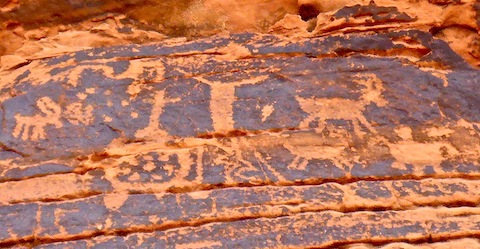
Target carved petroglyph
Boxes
[194,75,269,134]
[124,59,166,99]
[34,58,165,99]
[101,148,205,193]
[13,97,63,141]
[64,102,95,125]
[135,90,181,139]
[261,104,275,122]
[296,73,387,136]
[224,137,288,183]
[285,139,350,171]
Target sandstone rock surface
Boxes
[0,0,479,248]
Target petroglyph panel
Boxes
[1,31,476,162]
[0,27,478,248]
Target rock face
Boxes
[0,1,479,248]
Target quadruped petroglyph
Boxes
[12,97,63,141]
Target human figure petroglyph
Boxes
[135,90,181,139]
[193,75,269,134]
[13,97,63,141]
[296,73,387,136]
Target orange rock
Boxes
[0,1,479,248]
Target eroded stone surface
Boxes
[0,1,479,248]
[0,29,479,248]
[1,0,479,67]
[25,207,480,248]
